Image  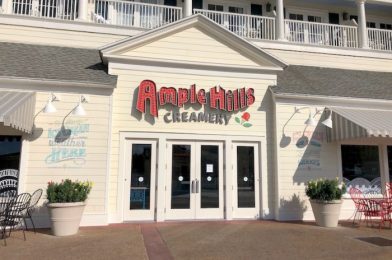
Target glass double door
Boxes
[166,141,224,220]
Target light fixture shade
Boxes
[73,103,86,116]
[43,100,57,113]
[305,113,317,126]
[322,117,333,128]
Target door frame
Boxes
[165,140,224,220]
[232,142,260,219]
[117,132,267,223]
[123,139,157,221]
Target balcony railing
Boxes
[368,28,392,51]
[193,9,276,41]
[4,0,182,29]
[284,19,358,48]
[2,1,392,52]
[91,0,182,28]
[10,0,78,21]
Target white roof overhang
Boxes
[0,91,36,133]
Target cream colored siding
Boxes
[263,49,392,72]
[274,103,339,221]
[0,89,112,217]
[121,27,274,68]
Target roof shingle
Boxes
[272,65,392,100]
[0,42,117,87]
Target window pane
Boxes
[237,146,255,208]
[388,146,392,183]
[130,144,152,210]
[171,145,191,209]
[200,145,219,208]
[0,136,21,194]
[341,145,381,194]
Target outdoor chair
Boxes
[0,193,31,246]
[349,187,367,225]
[24,189,43,233]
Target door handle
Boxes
[196,179,200,194]
[191,180,196,194]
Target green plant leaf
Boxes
[243,123,253,128]
[235,117,241,124]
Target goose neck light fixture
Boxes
[43,93,61,114]
[72,95,89,116]
[322,109,333,128]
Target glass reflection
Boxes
[237,146,255,208]
[171,145,191,209]
[200,145,219,208]
[130,144,151,210]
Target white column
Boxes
[183,0,192,17]
[78,0,88,21]
[356,0,369,49]
[3,0,14,14]
[275,0,285,41]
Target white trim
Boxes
[109,62,281,79]
[105,55,283,73]
[0,78,114,96]
[273,92,392,110]
[0,77,116,90]
[254,39,392,60]
[0,14,146,36]
[104,94,114,223]
[17,134,29,193]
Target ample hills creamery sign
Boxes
[136,80,255,125]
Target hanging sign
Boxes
[136,80,255,125]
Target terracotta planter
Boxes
[310,200,342,228]
[47,202,86,236]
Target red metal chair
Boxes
[349,187,367,225]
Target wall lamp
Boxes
[72,95,89,116]
[43,93,61,114]
[295,106,332,128]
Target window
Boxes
[350,15,358,23]
[0,136,21,194]
[380,23,392,30]
[289,13,304,21]
[367,22,376,28]
[308,15,322,23]
[341,145,381,194]
[208,4,223,12]
[228,6,244,14]
[388,146,392,183]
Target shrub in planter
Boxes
[305,178,346,227]
[46,179,93,236]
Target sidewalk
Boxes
[1,221,392,260]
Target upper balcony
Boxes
[0,0,391,52]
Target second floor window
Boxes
[208,4,223,12]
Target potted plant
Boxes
[305,178,346,228]
[46,179,93,236]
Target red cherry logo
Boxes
[242,112,250,121]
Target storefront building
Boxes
[0,10,392,226]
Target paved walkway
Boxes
[1,221,392,259]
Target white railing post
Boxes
[78,0,88,21]
[275,0,285,40]
[356,0,369,49]
[133,4,141,27]
[183,0,192,17]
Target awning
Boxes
[327,107,392,142]
[0,91,36,133]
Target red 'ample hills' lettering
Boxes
[210,86,226,110]
[137,80,158,117]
